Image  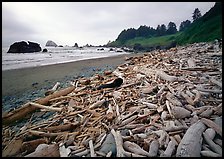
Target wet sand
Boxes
[2,53,140,97]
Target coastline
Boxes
[2,54,132,96]
[2,53,142,111]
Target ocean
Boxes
[2,46,129,71]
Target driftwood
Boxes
[176,121,206,157]
[148,140,159,157]
[160,140,176,157]
[45,82,60,96]
[2,42,222,157]
[111,129,144,157]
[204,128,216,140]
[201,150,222,157]
[2,86,75,125]
[156,70,178,82]
[25,143,60,157]
[203,132,222,155]
[201,118,222,137]
[123,141,151,157]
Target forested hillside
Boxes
[107,2,222,51]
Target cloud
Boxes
[2,2,215,47]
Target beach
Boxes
[2,53,141,111]
[2,54,137,96]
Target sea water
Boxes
[2,46,129,71]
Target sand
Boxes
[2,53,140,97]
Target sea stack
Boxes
[7,41,41,53]
[45,40,57,47]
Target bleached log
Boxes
[176,121,206,157]
[203,132,222,155]
[123,141,151,157]
[171,106,191,119]
[204,128,216,140]
[45,82,60,96]
[119,115,138,127]
[166,93,183,107]
[29,102,62,112]
[180,92,194,105]
[187,58,196,68]
[148,140,159,157]
[165,100,174,118]
[201,118,222,137]
[214,138,222,147]
[160,140,176,157]
[201,150,222,157]
[106,151,112,157]
[89,140,96,157]
[106,104,114,121]
[210,77,222,88]
[111,129,144,157]
[89,99,106,109]
[73,149,90,157]
[156,70,178,82]
[25,144,60,157]
[199,108,213,118]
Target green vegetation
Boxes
[125,33,180,47]
[108,2,222,50]
[176,2,222,45]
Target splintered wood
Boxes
[2,42,222,157]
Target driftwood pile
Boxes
[2,42,222,157]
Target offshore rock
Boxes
[7,41,41,53]
[45,40,57,47]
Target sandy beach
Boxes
[2,53,140,97]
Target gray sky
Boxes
[2,2,215,47]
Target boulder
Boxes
[45,40,57,47]
[42,48,48,52]
[7,41,41,53]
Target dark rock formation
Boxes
[73,43,78,47]
[7,41,41,53]
[42,48,48,52]
[45,40,57,47]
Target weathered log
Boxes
[89,99,106,109]
[25,143,60,157]
[156,70,178,82]
[123,141,151,157]
[2,138,23,157]
[89,139,96,157]
[201,118,222,137]
[187,58,196,68]
[29,102,63,112]
[204,128,216,140]
[2,86,75,125]
[201,150,222,157]
[21,138,48,155]
[176,121,206,157]
[148,140,159,157]
[172,106,191,119]
[160,140,176,157]
[111,129,144,157]
[45,82,60,96]
[203,132,222,155]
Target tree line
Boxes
[116,8,202,42]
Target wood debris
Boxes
[2,42,222,157]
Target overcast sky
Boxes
[2,2,215,47]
